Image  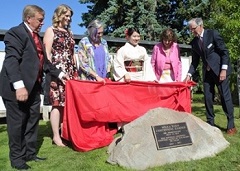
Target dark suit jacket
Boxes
[188,29,232,79]
[0,23,61,101]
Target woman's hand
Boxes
[124,73,131,82]
[96,75,106,84]
[61,73,70,85]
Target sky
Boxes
[0,0,90,50]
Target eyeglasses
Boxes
[190,25,199,31]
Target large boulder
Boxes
[107,108,229,170]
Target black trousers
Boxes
[3,83,41,167]
[203,70,234,129]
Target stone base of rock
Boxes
[107,108,229,170]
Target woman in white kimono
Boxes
[113,27,149,82]
[113,28,149,131]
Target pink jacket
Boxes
[151,42,182,81]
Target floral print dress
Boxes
[49,28,79,106]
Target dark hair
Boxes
[160,28,177,42]
[125,27,140,37]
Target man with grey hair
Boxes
[184,18,237,135]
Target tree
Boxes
[80,0,165,41]
[79,0,212,44]
[206,0,240,63]
[79,0,239,57]
[154,0,212,44]
[79,0,108,29]
[206,0,240,104]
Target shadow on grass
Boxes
[37,120,75,151]
[192,104,227,132]
[0,117,6,124]
[192,105,205,117]
[37,121,52,153]
[0,118,7,133]
[0,125,7,133]
[0,118,75,156]
[0,118,52,159]
[213,124,226,132]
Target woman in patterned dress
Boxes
[77,19,112,82]
[43,4,79,146]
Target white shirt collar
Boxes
[200,29,204,38]
[24,22,34,33]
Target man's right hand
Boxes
[183,75,191,83]
[16,87,28,102]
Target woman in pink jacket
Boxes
[151,28,182,82]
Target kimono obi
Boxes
[124,60,143,72]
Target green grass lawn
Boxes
[0,94,240,171]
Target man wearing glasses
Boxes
[184,18,237,135]
[0,5,68,170]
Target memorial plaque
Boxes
[152,122,192,150]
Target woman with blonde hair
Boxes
[43,4,79,147]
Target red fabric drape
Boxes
[62,80,195,152]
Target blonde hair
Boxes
[52,4,73,29]
[22,5,44,22]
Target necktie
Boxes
[32,32,44,83]
[198,36,204,51]
[198,36,210,71]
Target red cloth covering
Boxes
[62,80,195,152]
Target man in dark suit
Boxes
[184,18,237,135]
[0,5,68,170]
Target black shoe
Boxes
[12,163,31,170]
[27,156,46,162]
